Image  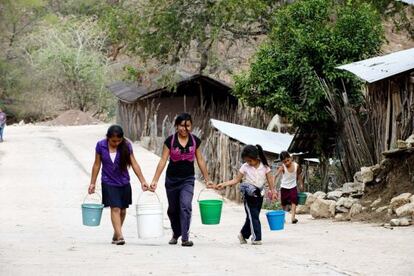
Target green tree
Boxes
[234,0,384,183]
[27,18,113,113]
[100,0,283,74]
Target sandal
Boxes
[113,236,125,245]
[292,218,298,224]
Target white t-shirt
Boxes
[239,162,271,189]
[110,152,117,163]
[280,163,298,189]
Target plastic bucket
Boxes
[198,189,223,225]
[136,192,163,239]
[266,210,286,231]
[82,193,104,226]
[298,192,307,205]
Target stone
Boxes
[310,198,336,219]
[313,191,326,199]
[305,193,317,207]
[370,198,382,208]
[376,206,389,213]
[390,193,412,211]
[334,213,350,221]
[410,195,414,204]
[395,203,414,217]
[360,167,374,183]
[390,218,411,227]
[329,201,336,217]
[353,171,363,183]
[387,208,393,215]
[336,197,357,209]
[399,217,412,226]
[406,134,414,147]
[296,204,310,214]
[342,182,365,195]
[397,140,408,149]
[327,190,343,201]
[390,219,400,226]
[335,206,349,213]
[349,203,363,217]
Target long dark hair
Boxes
[106,125,131,171]
[241,144,269,167]
[174,113,192,130]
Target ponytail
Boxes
[256,144,269,167]
[118,139,132,171]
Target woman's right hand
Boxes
[149,181,157,192]
[88,183,96,194]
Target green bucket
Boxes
[298,192,307,205]
[198,189,223,225]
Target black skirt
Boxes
[102,183,132,208]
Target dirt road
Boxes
[0,125,413,276]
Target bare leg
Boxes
[120,208,127,226]
[110,207,123,239]
[291,203,297,223]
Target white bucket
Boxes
[135,191,164,239]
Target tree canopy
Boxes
[233,0,384,150]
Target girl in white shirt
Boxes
[217,145,276,245]
[275,151,304,224]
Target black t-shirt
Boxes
[164,133,201,178]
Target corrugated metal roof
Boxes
[210,119,294,154]
[336,48,414,83]
[399,0,414,5]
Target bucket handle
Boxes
[137,191,161,204]
[197,188,223,202]
[83,192,102,204]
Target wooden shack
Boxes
[338,47,414,163]
[107,71,270,141]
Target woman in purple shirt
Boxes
[88,125,148,245]
[150,113,213,247]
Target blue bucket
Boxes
[266,210,286,231]
[82,193,104,226]
[82,203,104,226]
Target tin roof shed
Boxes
[336,47,414,83]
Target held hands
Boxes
[141,182,149,191]
[216,183,226,190]
[88,183,96,194]
[267,190,278,201]
[149,181,158,192]
[205,180,216,189]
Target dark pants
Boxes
[241,194,263,241]
[165,176,195,241]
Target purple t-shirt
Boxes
[96,139,133,186]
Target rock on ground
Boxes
[395,203,414,217]
[349,203,363,218]
[361,167,374,183]
[390,193,412,211]
[327,191,343,201]
[310,198,336,219]
[313,191,326,199]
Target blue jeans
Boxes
[0,125,4,141]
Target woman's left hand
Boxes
[149,181,158,192]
